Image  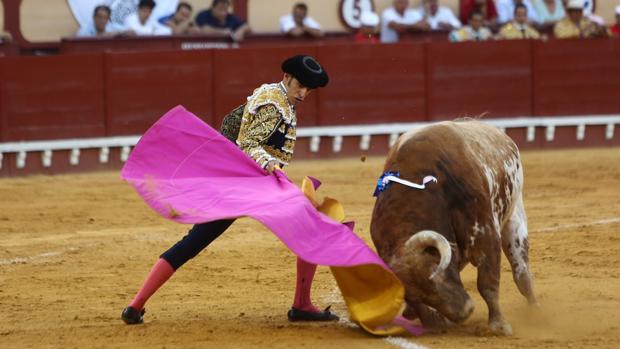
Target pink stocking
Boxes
[128,258,175,310]
[292,257,319,313]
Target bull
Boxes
[370,120,537,335]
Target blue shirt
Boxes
[195,9,245,30]
[158,14,174,25]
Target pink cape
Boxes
[121,106,419,335]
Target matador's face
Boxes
[283,74,312,106]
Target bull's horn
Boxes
[405,230,452,279]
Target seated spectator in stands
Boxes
[554,0,606,38]
[449,11,493,41]
[280,2,323,38]
[196,0,251,42]
[354,11,380,43]
[380,0,429,43]
[161,2,201,35]
[581,0,605,25]
[496,0,540,24]
[459,0,498,29]
[76,5,135,38]
[418,0,462,30]
[0,30,12,43]
[124,0,172,36]
[609,5,620,36]
[532,0,565,27]
[498,3,541,38]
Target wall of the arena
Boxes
[7,0,620,42]
[1,38,620,176]
[2,39,620,136]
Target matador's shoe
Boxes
[121,306,145,325]
[287,305,339,322]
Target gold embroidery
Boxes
[246,83,295,123]
[235,82,298,168]
[219,103,246,142]
[498,22,540,39]
[554,17,601,39]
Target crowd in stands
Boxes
[59,0,620,44]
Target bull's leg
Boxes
[477,238,512,335]
[501,196,538,305]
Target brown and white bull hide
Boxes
[370,120,537,335]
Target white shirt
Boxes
[123,13,172,36]
[76,22,123,37]
[417,6,461,30]
[380,7,423,43]
[279,14,321,33]
[531,0,565,23]
[496,0,540,24]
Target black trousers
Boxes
[160,219,235,270]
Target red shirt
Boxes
[354,31,379,44]
[460,0,498,24]
[610,24,620,36]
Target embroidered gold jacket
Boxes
[553,17,600,39]
[498,22,541,39]
[222,82,296,169]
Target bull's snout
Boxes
[443,297,475,323]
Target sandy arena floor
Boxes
[1,147,619,349]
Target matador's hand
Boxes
[266,161,281,174]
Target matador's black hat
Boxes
[281,55,329,89]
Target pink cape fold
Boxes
[121,105,393,268]
[121,106,413,335]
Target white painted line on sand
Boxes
[0,248,75,266]
[533,217,620,233]
[384,336,430,349]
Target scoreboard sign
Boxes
[339,0,376,30]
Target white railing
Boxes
[0,115,618,170]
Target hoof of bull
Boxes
[489,320,513,336]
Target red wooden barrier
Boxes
[60,33,354,54]
[533,38,620,116]
[211,46,320,128]
[427,40,533,120]
[0,54,106,141]
[0,57,4,143]
[104,50,215,135]
[316,43,427,125]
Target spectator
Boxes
[124,0,172,36]
[161,2,201,35]
[498,3,541,38]
[418,0,462,30]
[496,0,540,24]
[449,11,493,41]
[554,0,606,38]
[0,30,12,43]
[609,5,620,36]
[380,0,429,43]
[460,0,498,28]
[532,0,565,26]
[354,11,380,43]
[76,5,135,38]
[582,0,605,25]
[196,0,251,42]
[280,2,323,38]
